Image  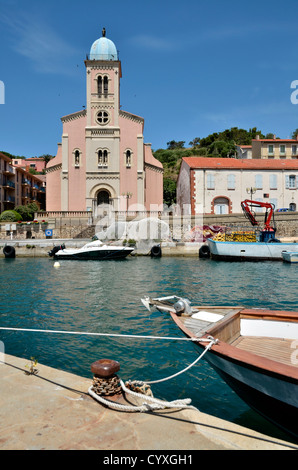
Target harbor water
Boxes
[0,255,297,443]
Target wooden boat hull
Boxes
[169,306,298,438]
[196,341,298,437]
[208,238,298,261]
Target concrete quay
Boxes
[1,237,298,258]
[0,238,204,258]
[0,354,297,451]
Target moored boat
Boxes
[141,295,298,438]
[207,238,298,261]
[48,240,134,260]
[282,251,298,263]
[206,198,298,261]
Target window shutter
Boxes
[285,175,289,189]
[255,174,262,189]
[270,174,277,189]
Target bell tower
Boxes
[85,28,121,129]
[84,28,122,211]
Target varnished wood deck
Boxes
[180,307,242,338]
[179,308,297,368]
[231,336,296,367]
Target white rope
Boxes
[0,326,199,342]
[88,380,197,413]
[143,337,217,384]
[88,338,217,413]
[0,325,217,413]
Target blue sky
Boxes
[1,0,298,158]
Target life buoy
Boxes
[150,245,162,258]
[3,245,16,258]
[199,244,210,258]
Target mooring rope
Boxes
[0,326,209,343]
[143,336,217,384]
[88,380,197,413]
[88,337,217,413]
[0,326,218,413]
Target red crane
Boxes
[241,199,278,242]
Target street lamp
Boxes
[246,187,256,200]
[122,192,132,216]
[246,187,256,211]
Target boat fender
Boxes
[150,245,162,258]
[199,244,210,258]
[3,245,16,258]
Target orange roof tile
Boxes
[252,139,298,142]
[182,157,298,170]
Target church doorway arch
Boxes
[97,190,110,206]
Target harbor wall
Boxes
[0,211,298,243]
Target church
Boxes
[46,29,163,216]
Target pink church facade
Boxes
[46,29,163,215]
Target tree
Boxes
[264,133,275,139]
[291,129,298,139]
[189,137,201,148]
[163,178,176,206]
[40,154,54,167]
[15,203,39,221]
[167,140,185,150]
[0,210,22,222]
[208,140,236,158]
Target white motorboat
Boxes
[48,240,134,260]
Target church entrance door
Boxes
[97,190,110,206]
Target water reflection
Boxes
[0,256,297,442]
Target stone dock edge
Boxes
[0,354,297,450]
[0,237,296,258]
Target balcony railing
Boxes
[4,196,15,203]
[3,180,15,189]
[3,165,14,174]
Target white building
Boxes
[177,157,298,215]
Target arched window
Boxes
[97,75,108,97]
[126,150,131,166]
[104,76,108,97]
[73,149,81,167]
[214,197,229,214]
[98,149,108,166]
[75,150,80,165]
[97,76,102,96]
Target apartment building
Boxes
[237,135,298,160]
[177,157,298,215]
[12,157,46,173]
[0,152,46,214]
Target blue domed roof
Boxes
[90,28,118,61]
